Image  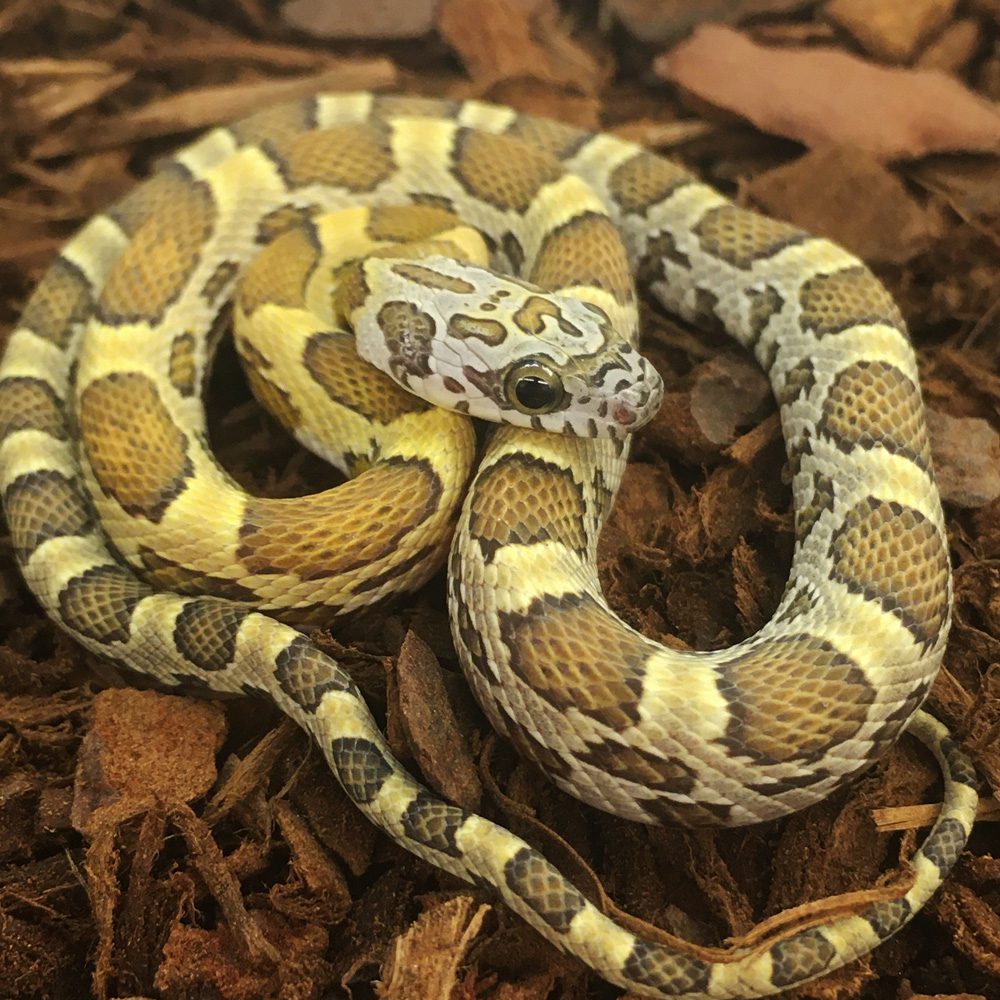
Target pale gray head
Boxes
[351,256,663,438]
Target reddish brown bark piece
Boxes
[656,25,1000,160]
[901,993,991,1000]
[645,354,771,463]
[395,630,483,811]
[289,755,379,877]
[437,0,607,94]
[154,913,332,1000]
[927,409,1000,508]
[918,17,983,72]
[932,882,1000,982]
[825,0,957,63]
[376,895,491,999]
[748,146,940,264]
[71,689,226,836]
[606,0,807,45]
[281,0,438,38]
[271,798,353,925]
[32,62,399,158]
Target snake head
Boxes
[352,256,663,438]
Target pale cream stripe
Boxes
[458,100,518,133]
[174,125,238,174]
[0,431,76,484]
[0,333,72,389]
[61,213,129,282]
[316,91,374,127]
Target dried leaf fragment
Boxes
[656,25,1000,160]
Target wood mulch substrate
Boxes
[1,2,998,998]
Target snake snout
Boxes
[610,357,663,434]
[566,351,664,438]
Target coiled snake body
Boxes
[0,93,978,997]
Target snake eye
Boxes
[504,360,564,415]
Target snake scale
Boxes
[0,93,978,997]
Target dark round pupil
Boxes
[515,375,556,411]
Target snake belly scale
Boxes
[0,93,978,998]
